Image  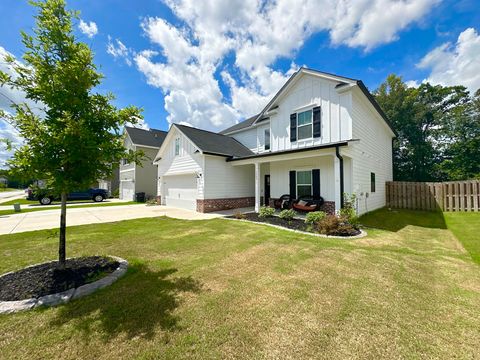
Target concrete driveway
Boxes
[0,190,25,203]
[0,204,224,235]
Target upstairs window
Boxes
[371,172,376,193]
[297,110,313,140]
[175,138,180,156]
[264,128,271,150]
[121,158,129,166]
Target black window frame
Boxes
[371,172,376,193]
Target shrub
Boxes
[112,188,119,198]
[305,211,326,224]
[258,206,275,218]
[339,207,359,228]
[341,193,359,228]
[233,210,246,219]
[316,214,358,236]
[279,209,296,220]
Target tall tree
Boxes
[374,75,478,182]
[0,0,142,267]
[438,89,480,180]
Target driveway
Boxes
[0,204,226,235]
[0,190,24,203]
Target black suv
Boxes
[27,188,108,205]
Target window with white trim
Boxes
[175,138,180,156]
[297,170,312,197]
[297,109,313,140]
[264,128,270,150]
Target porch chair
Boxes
[273,194,293,209]
[292,195,325,212]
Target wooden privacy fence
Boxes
[386,180,480,212]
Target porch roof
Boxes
[227,140,351,162]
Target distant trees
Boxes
[374,75,480,182]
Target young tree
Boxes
[0,0,142,268]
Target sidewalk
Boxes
[0,204,224,235]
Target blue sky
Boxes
[1,0,480,165]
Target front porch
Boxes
[229,145,352,214]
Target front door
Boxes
[264,175,270,206]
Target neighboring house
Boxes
[0,176,8,187]
[98,166,119,197]
[154,67,396,214]
[119,126,167,201]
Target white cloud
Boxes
[0,46,27,167]
[79,19,98,38]
[107,36,134,66]
[0,115,22,168]
[405,80,420,88]
[132,0,439,131]
[418,27,480,94]
[125,116,150,130]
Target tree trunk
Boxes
[58,192,67,269]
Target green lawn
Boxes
[0,201,139,216]
[444,212,480,265]
[0,198,37,205]
[0,209,479,359]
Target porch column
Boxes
[254,162,261,212]
[334,155,341,211]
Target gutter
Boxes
[227,140,351,162]
[335,146,344,209]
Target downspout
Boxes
[335,146,344,209]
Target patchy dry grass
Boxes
[0,209,479,359]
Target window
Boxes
[121,158,129,166]
[297,170,312,197]
[371,172,376,193]
[175,138,180,156]
[297,110,313,140]
[264,128,270,150]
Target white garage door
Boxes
[164,174,198,211]
[120,181,135,201]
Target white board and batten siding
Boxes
[269,74,352,152]
[157,128,204,202]
[230,122,271,154]
[342,91,394,214]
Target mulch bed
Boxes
[229,212,310,232]
[228,212,361,237]
[0,256,119,301]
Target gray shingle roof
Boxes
[175,124,254,158]
[219,114,258,135]
[125,126,167,148]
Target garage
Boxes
[120,180,135,201]
[163,174,198,211]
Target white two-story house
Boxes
[154,67,396,214]
[119,126,167,201]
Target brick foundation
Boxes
[319,201,335,215]
[197,197,255,213]
[268,198,335,214]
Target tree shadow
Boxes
[360,208,447,232]
[49,263,201,341]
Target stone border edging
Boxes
[0,256,128,314]
[222,217,367,239]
